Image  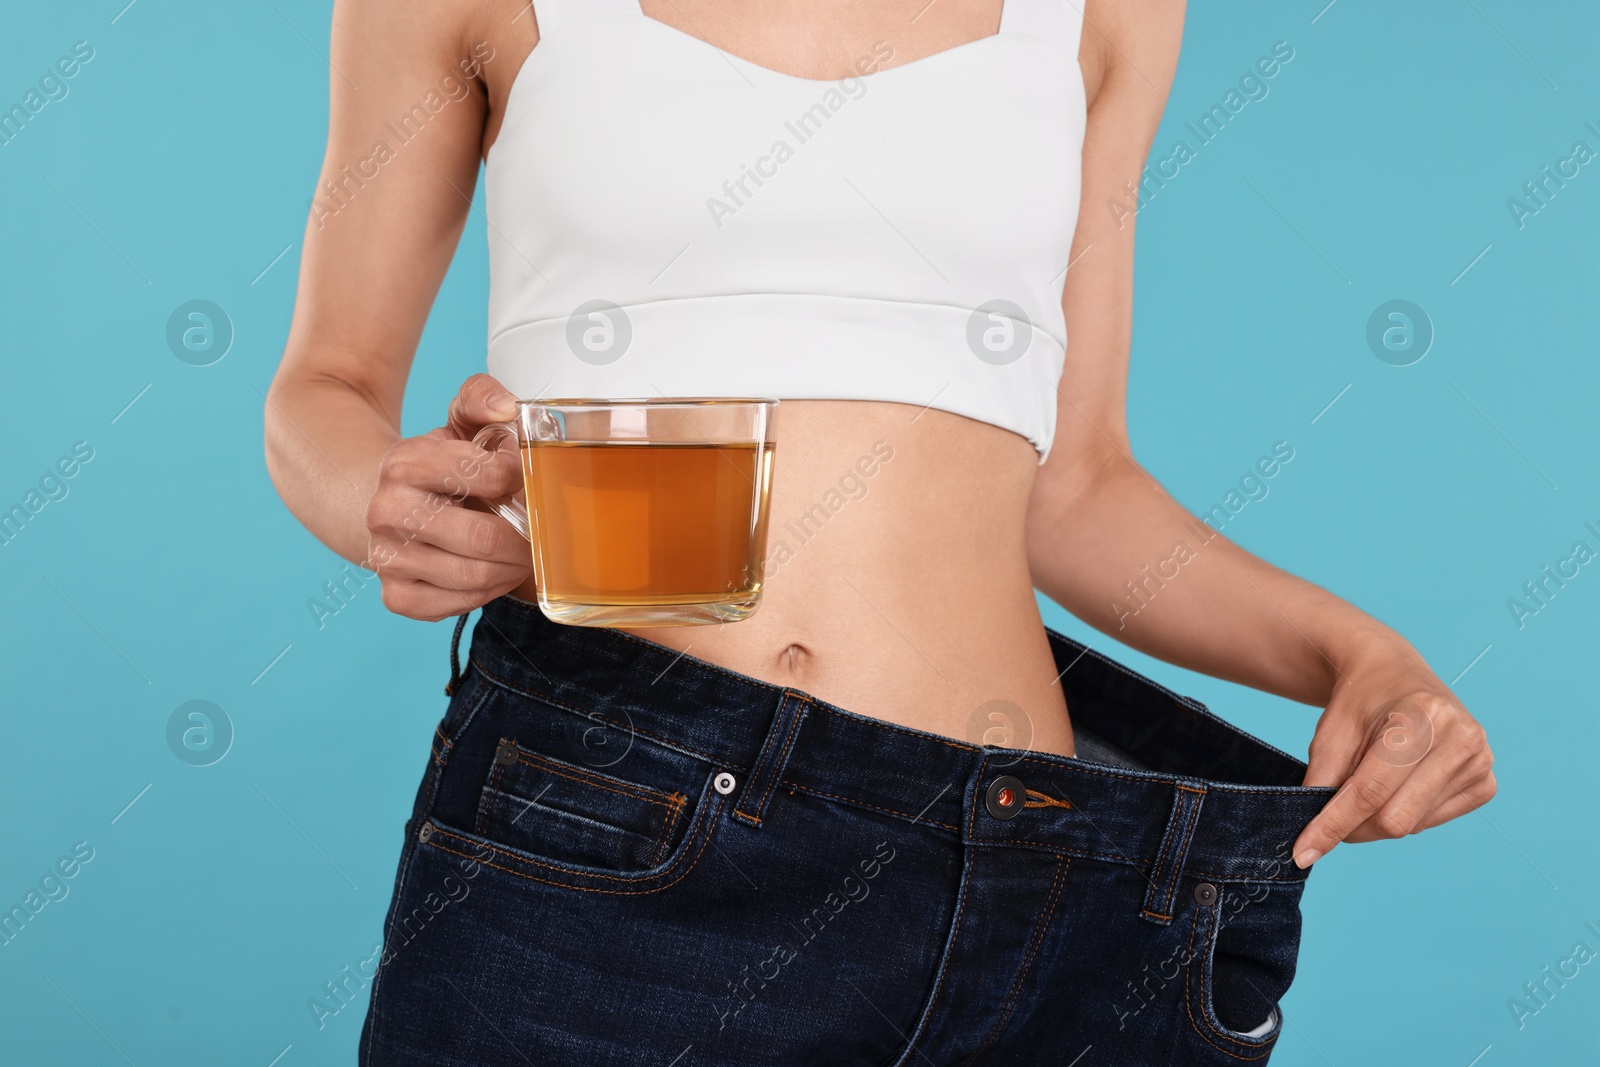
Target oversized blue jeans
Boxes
[360,595,1333,1065]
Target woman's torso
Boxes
[475,0,1080,755]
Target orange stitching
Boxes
[494,770,682,866]
[433,814,695,883]
[779,781,961,833]
[965,763,1303,890]
[431,677,494,766]
[962,787,1301,880]
[1144,789,1204,920]
[751,696,796,789]
[968,757,988,838]
[740,698,809,822]
[432,723,456,766]
[979,857,1068,1049]
[487,743,689,864]
[518,754,675,807]
[1153,789,1205,917]
[477,759,507,835]
[756,699,807,816]
[1189,871,1303,885]
[1022,789,1071,809]
[973,856,1071,1061]
[1001,752,1329,797]
[903,843,972,1058]
[1142,836,1182,918]
[511,749,678,810]
[427,792,723,888]
[733,697,788,820]
[1181,896,1277,1060]
[469,656,1310,878]
[649,793,687,867]
[423,817,713,898]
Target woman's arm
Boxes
[1030,0,1494,867]
[265,0,529,618]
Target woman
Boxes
[265,0,1495,1062]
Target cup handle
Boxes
[470,422,531,543]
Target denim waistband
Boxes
[464,596,1334,886]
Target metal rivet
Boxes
[417,821,434,844]
[713,772,737,795]
[985,775,1026,820]
[495,741,518,766]
[1194,882,1218,906]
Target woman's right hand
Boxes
[366,374,530,621]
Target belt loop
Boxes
[1140,780,1207,925]
[732,690,810,827]
[443,611,473,696]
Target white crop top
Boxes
[485,0,1086,459]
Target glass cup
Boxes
[472,398,779,627]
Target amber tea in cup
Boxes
[473,398,778,627]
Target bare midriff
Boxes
[512,400,1073,756]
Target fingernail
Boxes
[487,391,517,418]
[1294,848,1322,869]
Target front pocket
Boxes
[1183,879,1306,1056]
[476,738,691,874]
[417,773,727,897]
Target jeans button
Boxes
[1193,881,1218,905]
[495,741,518,766]
[713,772,737,795]
[985,775,1025,820]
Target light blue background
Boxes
[1,1,1595,1064]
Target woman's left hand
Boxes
[1292,635,1496,868]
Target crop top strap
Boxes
[998,0,1085,57]
[530,0,641,36]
